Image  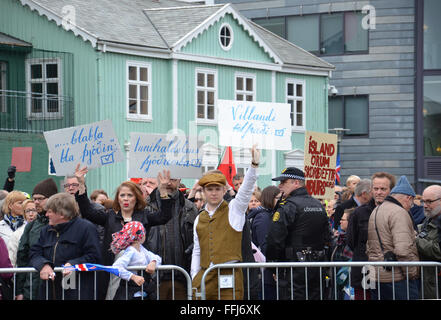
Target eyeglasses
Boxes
[421,198,441,206]
[33,196,46,202]
[25,208,38,213]
[64,183,79,188]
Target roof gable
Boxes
[144,3,283,64]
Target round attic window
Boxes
[219,23,233,51]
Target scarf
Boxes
[3,214,25,231]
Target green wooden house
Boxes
[0,0,334,195]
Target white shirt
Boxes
[190,166,258,279]
[112,245,162,281]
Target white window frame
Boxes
[286,78,306,132]
[219,23,234,51]
[126,60,152,122]
[25,58,63,119]
[0,61,7,113]
[195,68,217,125]
[235,72,256,102]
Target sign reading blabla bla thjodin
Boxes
[128,132,203,179]
[217,99,291,150]
[304,131,338,199]
[44,120,124,176]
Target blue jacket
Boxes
[30,217,101,300]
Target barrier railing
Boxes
[198,261,441,300]
[1,261,440,300]
[0,265,192,300]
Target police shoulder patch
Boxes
[273,211,280,222]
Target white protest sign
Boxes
[43,120,124,176]
[217,99,291,150]
[303,131,338,200]
[128,132,203,179]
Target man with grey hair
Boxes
[29,193,101,300]
[416,184,441,299]
[63,175,80,196]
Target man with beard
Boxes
[416,184,441,299]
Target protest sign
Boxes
[303,131,338,199]
[128,132,203,179]
[44,120,124,176]
[217,99,291,150]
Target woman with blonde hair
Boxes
[0,191,27,245]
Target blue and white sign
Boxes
[128,132,203,178]
[43,120,124,176]
[217,99,291,150]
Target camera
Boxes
[328,85,338,96]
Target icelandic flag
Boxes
[335,153,341,185]
[63,263,120,277]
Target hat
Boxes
[32,178,58,198]
[198,172,227,187]
[110,221,146,254]
[272,167,305,181]
[390,175,416,197]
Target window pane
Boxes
[129,85,137,99]
[197,104,205,118]
[207,74,214,88]
[140,68,148,82]
[207,105,214,120]
[328,96,344,130]
[46,83,58,96]
[288,99,294,126]
[31,83,42,113]
[345,12,368,52]
[46,63,58,78]
[286,15,319,52]
[423,75,441,156]
[236,77,243,91]
[197,73,205,87]
[236,94,243,101]
[129,66,137,81]
[253,17,285,38]
[320,13,344,55]
[129,100,137,114]
[345,96,368,135]
[296,113,303,127]
[140,86,148,100]
[31,64,42,79]
[47,98,59,113]
[207,91,214,105]
[246,95,253,101]
[140,101,148,115]
[197,91,205,105]
[296,84,303,97]
[424,0,441,69]
[246,78,253,91]
[287,83,294,96]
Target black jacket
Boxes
[265,187,331,261]
[145,188,198,276]
[29,217,101,300]
[75,191,173,266]
[346,197,376,288]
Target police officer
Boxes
[265,167,332,300]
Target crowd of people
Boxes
[0,147,440,301]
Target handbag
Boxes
[373,206,397,271]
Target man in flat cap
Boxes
[366,175,420,300]
[191,145,260,300]
[266,167,332,300]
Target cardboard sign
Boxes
[128,132,203,179]
[11,147,32,172]
[304,131,338,199]
[44,120,124,176]
[217,99,291,150]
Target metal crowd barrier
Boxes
[198,261,441,300]
[0,265,192,300]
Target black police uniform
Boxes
[266,168,332,300]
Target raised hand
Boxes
[74,163,88,195]
[157,170,171,198]
[251,144,260,167]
